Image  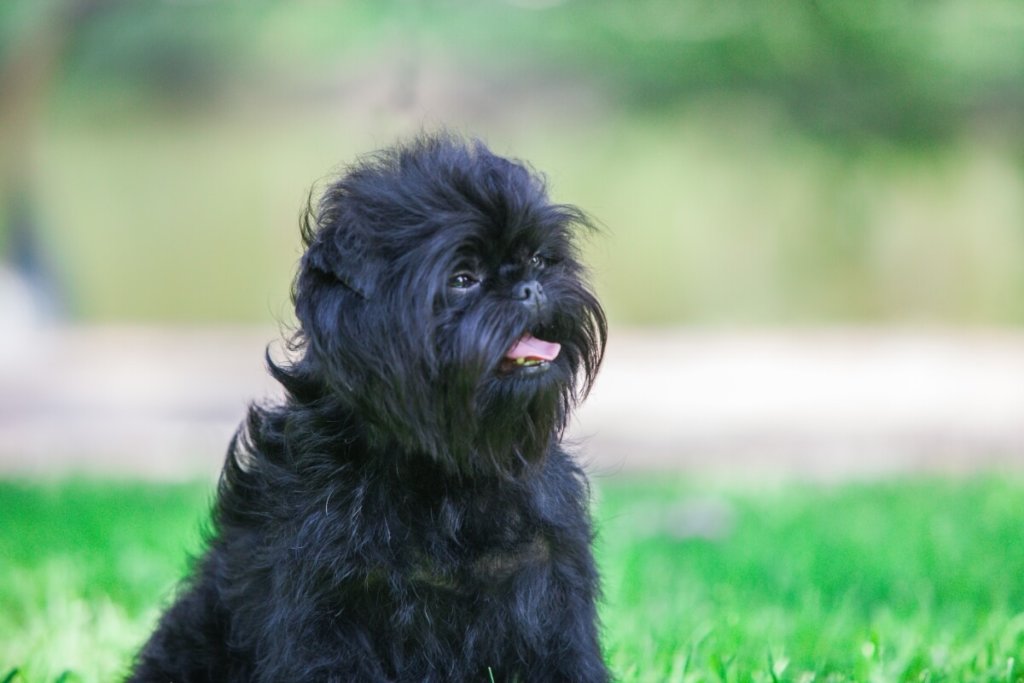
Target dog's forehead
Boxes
[448,215,564,265]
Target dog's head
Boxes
[287,134,605,475]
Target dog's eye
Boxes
[448,272,479,290]
[528,254,546,270]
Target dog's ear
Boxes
[301,200,379,300]
[324,229,379,300]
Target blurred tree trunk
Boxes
[0,0,119,317]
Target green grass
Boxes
[0,482,211,683]
[2,477,1024,682]
[598,478,1024,682]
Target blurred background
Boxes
[2,0,1023,480]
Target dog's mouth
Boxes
[499,333,561,376]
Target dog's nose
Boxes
[512,280,547,310]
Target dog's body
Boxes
[128,135,609,682]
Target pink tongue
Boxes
[505,334,561,361]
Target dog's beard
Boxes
[435,277,604,476]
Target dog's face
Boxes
[291,136,605,475]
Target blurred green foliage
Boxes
[2,0,1018,144]
[3,0,1024,324]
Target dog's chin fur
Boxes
[127,134,611,683]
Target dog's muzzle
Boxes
[512,280,547,315]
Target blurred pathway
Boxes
[1,325,1023,480]
[581,329,1024,480]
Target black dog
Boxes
[127,134,609,682]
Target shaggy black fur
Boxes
[127,134,609,682]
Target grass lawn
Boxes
[2,476,1023,682]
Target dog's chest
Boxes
[406,496,552,590]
